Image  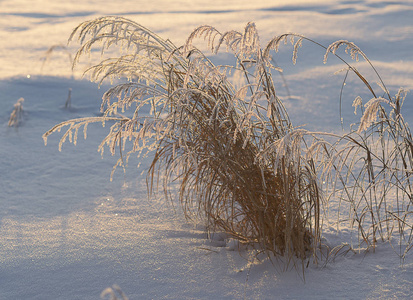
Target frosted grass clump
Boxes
[8,97,24,127]
[44,17,413,270]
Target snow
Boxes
[1,0,413,299]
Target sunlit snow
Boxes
[1,0,413,299]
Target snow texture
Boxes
[1,0,413,299]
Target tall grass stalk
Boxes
[43,17,412,268]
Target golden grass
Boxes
[43,17,413,270]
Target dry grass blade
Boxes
[41,44,73,70]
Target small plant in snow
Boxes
[8,97,24,127]
[41,44,74,109]
[65,88,72,108]
[43,17,413,269]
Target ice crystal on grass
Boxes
[352,96,363,115]
[357,97,391,133]
[323,40,364,63]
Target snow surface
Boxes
[1,0,413,299]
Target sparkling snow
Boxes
[1,0,413,299]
